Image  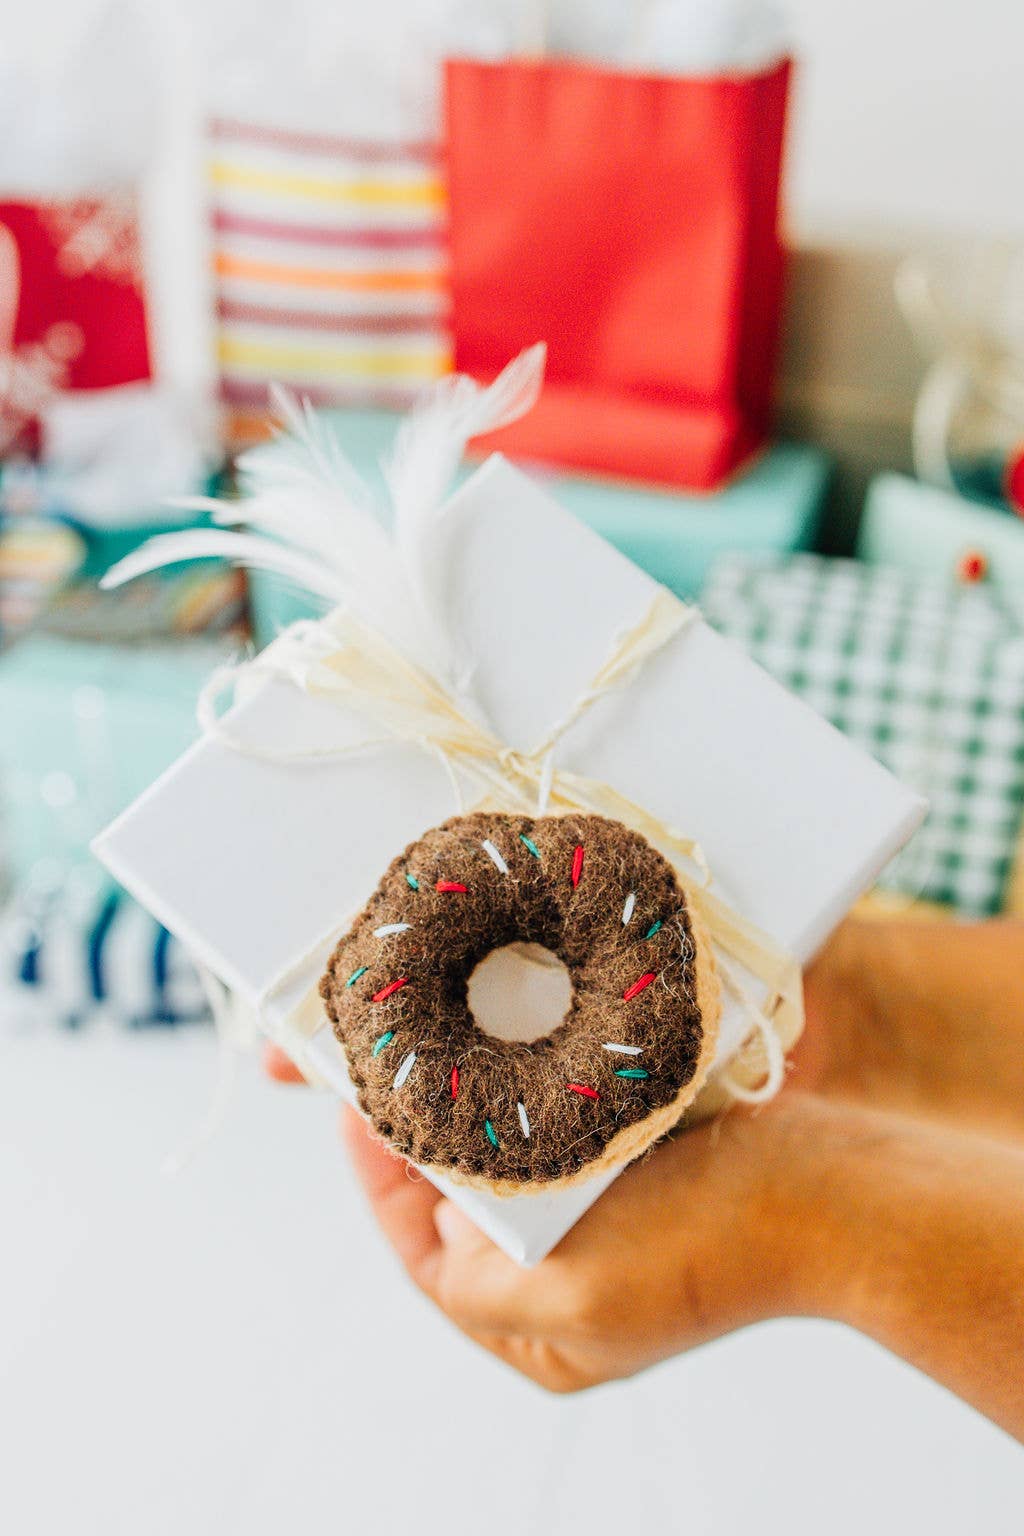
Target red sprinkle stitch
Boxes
[622,971,657,1002]
[372,977,408,1003]
[956,548,988,584]
[570,844,585,888]
[566,1083,600,1100]
[436,880,468,893]
[450,1066,460,1100]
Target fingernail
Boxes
[434,1199,472,1248]
[263,1043,305,1083]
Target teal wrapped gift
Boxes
[0,634,235,884]
[859,474,1024,607]
[246,409,830,646]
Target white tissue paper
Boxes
[202,0,532,141]
[0,0,159,197]
[201,0,787,141]
[548,0,788,72]
[39,387,214,528]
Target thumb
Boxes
[433,1198,493,1257]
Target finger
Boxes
[340,1106,444,1293]
[434,1311,590,1394]
[342,1116,574,1376]
[263,1043,307,1084]
[431,1199,573,1339]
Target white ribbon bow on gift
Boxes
[897,251,1024,490]
[104,346,802,1104]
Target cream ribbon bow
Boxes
[200,588,802,1105]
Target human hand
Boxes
[265,1014,1024,1433]
[338,1093,846,1392]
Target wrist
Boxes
[799,917,940,1108]
[690,1093,863,1329]
[736,1092,896,1328]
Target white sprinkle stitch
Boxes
[602,1042,643,1056]
[393,1051,417,1090]
[517,1102,531,1138]
[621,892,636,926]
[374,922,412,938]
[481,839,509,875]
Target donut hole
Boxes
[466,942,573,1043]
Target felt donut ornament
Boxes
[320,813,721,1194]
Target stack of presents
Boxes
[2,0,1022,1033]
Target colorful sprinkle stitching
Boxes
[346,966,368,988]
[481,839,509,875]
[485,1119,499,1148]
[405,873,420,890]
[566,1083,599,1100]
[517,1102,530,1138]
[623,972,657,1002]
[519,834,541,859]
[621,891,636,925]
[615,1068,649,1080]
[393,1051,417,1089]
[450,1065,459,1099]
[644,920,663,940]
[602,1042,643,1055]
[571,844,585,888]
[371,1031,394,1057]
[374,922,412,938]
[436,880,468,893]
[372,977,408,1003]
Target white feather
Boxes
[232,391,394,594]
[100,530,347,605]
[101,350,548,687]
[383,344,546,683]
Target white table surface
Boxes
[2,1024,1020,1535]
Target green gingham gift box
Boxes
[701,553,1024,916]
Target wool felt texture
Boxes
[321,812,721,1194]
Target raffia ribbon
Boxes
[204,588,803,1105]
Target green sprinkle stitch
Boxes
[615,1068,650,1080]
[346,966,368,987]
[372,1031,395,1058]
[484,1119,500,1149]
[644,920,663,940]
[519,834,541,859]
[405,873,420,890]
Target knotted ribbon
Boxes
[199,587,802,1105]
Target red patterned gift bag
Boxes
[0,199,151,454]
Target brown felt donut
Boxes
[320,812,720,1195]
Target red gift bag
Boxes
[444,56,791,490]
[0,198,151,453]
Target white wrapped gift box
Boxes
[95,455,925,1263]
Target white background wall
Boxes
[785,0,1024,240]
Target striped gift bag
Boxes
[207,117,453,447]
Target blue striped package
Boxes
[1,878,208,1030]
